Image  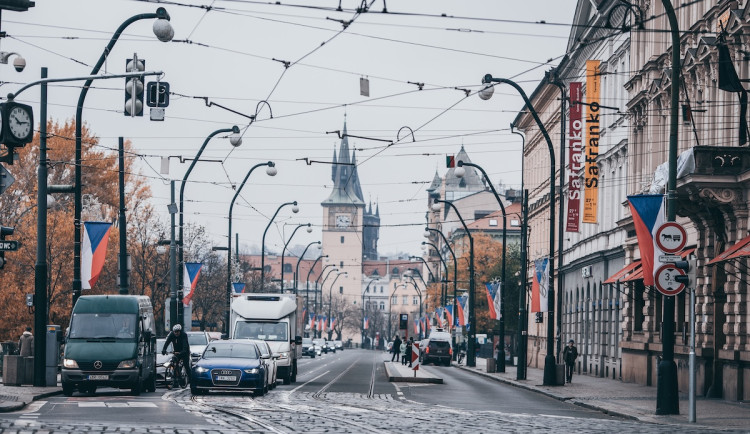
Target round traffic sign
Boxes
[655,222,687,254]
[654,264,686,296]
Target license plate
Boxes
[217,375,236,381]
[88,375,108,380]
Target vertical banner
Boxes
[566,82,584,232]
[363,316,369,330]
[531,258,550,313]
[81,222,113,290]
[232,282,245,294]
[182,262,203,305]
[627,195,666,286]
[583,60,601,223]
[444,306,453,328]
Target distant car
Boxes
[186,331,210,363]
[249,339,278,390]
[421,330,452,366]
[190,340,268,396]
[301,338,316,358]
[156,339,173,386]
[313,338,327,354]
[333,340,343,351]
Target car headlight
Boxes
[244,368,259,374]
[277,352,289,359]
[194,366,209,373]
[63,358,79,369]
[118,359,137,369]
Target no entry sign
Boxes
[655,222,687,254]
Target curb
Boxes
[0,389,62,413]
[383,362,443,384]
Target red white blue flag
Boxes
[627,195,666,286]
[435,308,444,328]
[232,282,245,294]
[330,317,336,330]
[485,282,502,320]
[413,319,420,334]
[456,295,468,327]
[531,258,549,313]
[319,315,327,331]
[444,306,453,328]
[363,316,369,330]
[81,222,112,289]
[183,262,203,305]
[309,313,316,330]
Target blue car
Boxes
[190,340,268,396]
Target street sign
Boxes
[655,264,686,296]
[411,343,420,371]
[655,222,687,254]
[0,240,19,251]
[0,164,15,194]
[659,255,681,263]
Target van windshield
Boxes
[234,321,288,342]
[69,313,136,339]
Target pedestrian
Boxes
[18,326,34,356]
[400,337,408,366]
[563,339,579,383]
[391,335,402,362]
[407,337,415,367]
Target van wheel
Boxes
[283,368,291,385]
[147,372,156,393]
[291,361,297,383]
[62,382,74,397]
[131,381,141,396]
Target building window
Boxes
[380,287,384,293]
[380,302,385,310]
[340,236,345,243]
[391,295,397,304]
[339,286,343,294]
[392,267,400,276]
[283,263,292,273]
[413,296,418,305]
[402,295,408,305]
[489,219,498,227]
[340,261,344,267]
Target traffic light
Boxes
[674,258,696,288]
[535,312,544,323]
[0,225,14,269]
[124,56,145,116]
[399,314,408,330]
[146,81,170,107]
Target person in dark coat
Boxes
[19,327,34,356]
[407,337,415,367]
[391,335,402,362]
[563,339,579,383]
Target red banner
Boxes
[566,82,583,232]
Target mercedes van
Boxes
[61,295,157,396]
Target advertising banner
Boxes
[583,60,601,223]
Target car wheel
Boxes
[62,382,74,397]
[147,372,156,393]
[291,360,297,383]
[283,368,292,385]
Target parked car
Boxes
[190,340,268,396]
[421,330,452,366]
[301,338,316,358]
[313,338,327,354]
[156,339,173,386]
[186,331,210,363]
[333,340,343,351]
[249,339,278,390]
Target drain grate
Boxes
[0,395,19,402]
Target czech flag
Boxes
[183,262,203,306]
[531,258,549,313]
[363,316,369,330]
[435,308,444,328]
[413,319,420,334]
[81,222,112,290]
[456,296,467,327]
[330,317,336,330]
[309,313,316,330]
[627,195,665,286]
[232,282,245,294]
[444,305,454,327]
[485,282,501,320]
[319,315,327,331]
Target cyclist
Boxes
[162,324,191,383]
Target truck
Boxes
[230,293,302,384]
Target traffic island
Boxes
[383,361,443,384]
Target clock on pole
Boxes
[1,102,34,146]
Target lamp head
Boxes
[229,126,242,147]
[306,224,313,233]
[478,82,494,100]
[291,201,299,213]
[423,228,430,238]
[431,202,441,212]
[152,10,174,42]
[421,244,426,251]
[156,245,167,255]
[266,162,278,176]
[454,165,465,178]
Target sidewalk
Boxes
[458,357,750,430]
[383,361,443,384]
[0,378,61,412]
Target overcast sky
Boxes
[3,0,576,258]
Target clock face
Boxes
[335,214,351,228]
[8,106,32,141]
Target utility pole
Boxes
[118,137,128,294]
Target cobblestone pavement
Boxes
[1,386,744,433]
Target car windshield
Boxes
[234,321,288,342]
[68,313,136,339]
[313,339,325,346]
[203,343,259,359]
[252,342,270,356]
[302,338,312,345]
[187,333,207,346]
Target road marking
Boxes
[77,402,157,408]
[290,370,330,394]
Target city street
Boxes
[0,349,736,433]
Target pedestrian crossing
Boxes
[76,401,157,408]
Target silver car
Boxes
[186,331,210,363]
[248,339,278,390]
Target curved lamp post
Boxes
[306,255,328,317]
[403,274,423,339]
[424,227,458,325]
[73,8,174,309]
[510,123,529,380]
[432,199,476,367]
[456,160,507,373]
[281,223,312,291]
[422,241,449,306]
[295,241,321,295]
[362,277,381,346]
[225,161,276,337]
[408,255,436,283]
[326,271,347,340]
[479,74,556,385]
[178,126,242,327]
[260,201,299,291]
[316,266,339,337]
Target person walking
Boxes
[19,327,34,356]
[400,338,408,366]
[407,337,415,367]
[563,339,579,383]
[391,335,402,362]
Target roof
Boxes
[708,234,750,264]
[466,202,523,230]
[323,121,365,206]
[363,259,420,277]
[231,294,297,320]
[444,146,485,193]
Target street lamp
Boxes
[225,161,276,337]
[362,277,381,347]
[510,123,529,381]
[431,199,476,367]
[408,255,436,283]
[421,241,449,305]
[455,159,507,373]
[178,126,241,327]
[403,274,423,339]
[316,266,339,336]
[295,241,321,295]
[424,226,458,354]
[281,223,312,291]
[327,271,347,340]
[479,74,557,385]
[260,201,299,291]
[72,7,173,309]
[306,255,329,318]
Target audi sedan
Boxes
[190,340,267,396]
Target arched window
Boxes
[283,263,292,273]
[392,267,400,276]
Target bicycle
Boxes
[457,349,466,365]
[165,351,189,389]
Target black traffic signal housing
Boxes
[0,0,35,12]
[674,258,696,288]
[146,81,170,107]
[124,57,145,116]
[399,313,408,330]
[0,225,14,269]
[535,312,544,323]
